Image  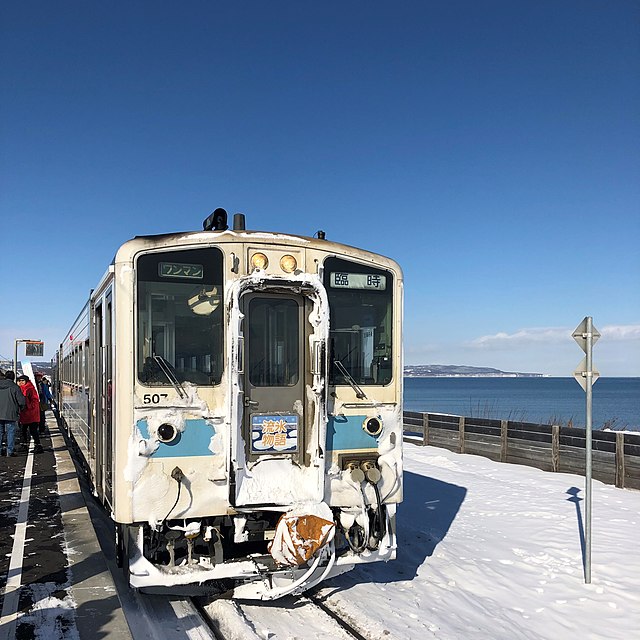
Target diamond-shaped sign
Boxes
[572,318,600,353]
[573,357,600,391]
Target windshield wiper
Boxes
[153,356,187,399]
[333,360,368,400]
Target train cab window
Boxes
[247,297,299,387]
[136,248,224,386]
[324,257,393,386]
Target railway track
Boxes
[196,591,377,640]
[117,589,379,640]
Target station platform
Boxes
[0,411,132,639]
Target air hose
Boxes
[161,466,184,526]
[343,465,370,553]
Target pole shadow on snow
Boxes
[322,470,467,591]
[566,486,587,578]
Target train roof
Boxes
[117,227,401,270]
[132,227,317,244]
[91,210,402,294]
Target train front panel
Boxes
[102,226,403,598]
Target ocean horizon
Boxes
[403,376,640,431]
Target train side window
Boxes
[136,248,224,386]
[324,257,394,386]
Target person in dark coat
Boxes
[0,370,26,456]
[17,375,43,453]
[35,372,53,434]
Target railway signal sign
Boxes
[572,318,601,353]
[572,316,599,585]
[572,318,600,391]
[573,357,600,392]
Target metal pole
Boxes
[585,316,593,583]
[14,339,19,375]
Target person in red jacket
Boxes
[17,375,43,453]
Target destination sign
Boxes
[330,272,387,290]
[159,262,204,279]
[251,414,298,453]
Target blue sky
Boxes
[1,1,638,376]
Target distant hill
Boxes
[404,364,546,378]
[26,361,55,376]
[8,360,545,379]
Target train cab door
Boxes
[93,300,103,495]
[103,291,114,507]
[235,292,324,506]
[93,289,114,508]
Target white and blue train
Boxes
[57,209,403,599]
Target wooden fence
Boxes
[403,411,640,490]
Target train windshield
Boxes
[324,257,393,386]
[136,248,224,386]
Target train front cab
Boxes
[109,232,403,599]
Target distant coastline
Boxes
[404,364,548,378]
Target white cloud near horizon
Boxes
[469,324,640,350]
[405,324,640,376]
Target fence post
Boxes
[500,420,508,463]
[459,416,465,454]
[422,413,429,446]
[615,432,625,489]
[552,425,560,472]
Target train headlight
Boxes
[251,252,269,270]
[157,423,178,444]
[362,416,383,437]
[280,254,297,273]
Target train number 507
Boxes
[143,393,169,404]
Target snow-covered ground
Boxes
[16,439,639,639]
[313,442,640,639]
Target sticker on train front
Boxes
[251,414,298,453]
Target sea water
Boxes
[403,377,640,431]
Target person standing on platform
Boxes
[0,370,26,457]
[17,374,43,453]
[41,375,54,408]
[35,372,53,434]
